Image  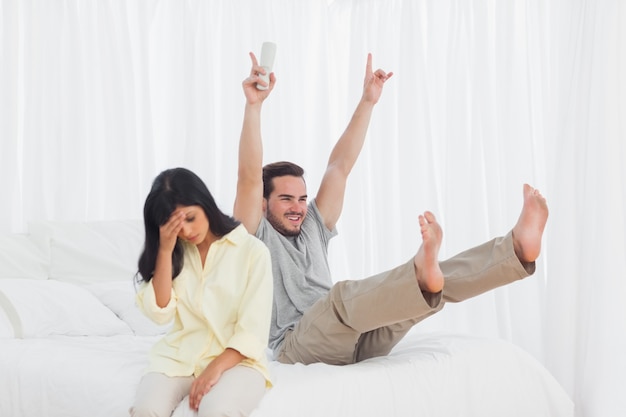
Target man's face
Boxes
[264,175,308,237]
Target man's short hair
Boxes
[262,161,305,199]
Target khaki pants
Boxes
[277,231,533,365]
[130,365,266,417]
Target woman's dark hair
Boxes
[262,161,305,199]
[136,167,239,283]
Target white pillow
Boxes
[0,279,133,337]
[28,220,144,283]
[85,281,172,336]
[0,235,48,280]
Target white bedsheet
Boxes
[0,331,573,417]
[252,331,574,417]
[0,334,155,417]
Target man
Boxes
[234,52,549,366]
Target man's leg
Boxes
[276,258,441,365]
[354,184,549,361]
[353,232,528,362]
[276,209,462,365]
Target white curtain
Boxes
[1,0,624,415]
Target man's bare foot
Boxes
[414,211,444,293]
[512,184,549,263]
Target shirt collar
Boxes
[218,224,248,246]
[180,224,247,250]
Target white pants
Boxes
[130,365,266,417]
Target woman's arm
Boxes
[152,210,185,307]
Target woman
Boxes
[131,167,273,417]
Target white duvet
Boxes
[0,331,573,417]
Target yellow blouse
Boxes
[136,224,273,386]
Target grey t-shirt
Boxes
[256,199,337,353]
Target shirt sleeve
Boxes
[226,242,273,361]
[309,199,338,243]
[135,280,177,325]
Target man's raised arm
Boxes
[234,52,276,235]
[315,53,393,231]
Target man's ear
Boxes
[262,198,267,213]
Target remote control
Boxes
[257,42,276,90]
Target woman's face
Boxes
[174,205,211,245]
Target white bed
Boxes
[0,220,574,417]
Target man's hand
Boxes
[362,53,393,105]
[242,52,276,106]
